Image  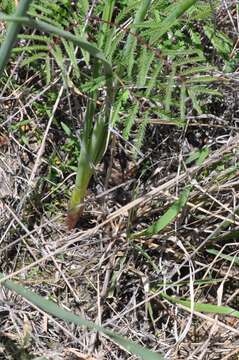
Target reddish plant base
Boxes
[66,207,84,230]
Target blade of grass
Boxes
[161,292,239,318]
[207,248,239,266]
[0,273,164,360]
[131,186,191,238]
[210,229,239,242]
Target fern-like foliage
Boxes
[108,0,236,154]
[5,0,237,158]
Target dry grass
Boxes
[1,1,239,359]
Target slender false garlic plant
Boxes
[0,2,114,230]
[0,3,163,359]
[67,67,114,229]
[0,0,199,231]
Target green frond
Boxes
[179,65,215,76]
[185,75,219,84]
[187,87,202,114]
[180,82,186,121]
[111,89,130,127]
[134,114,149,156]
[123,0,152,77]
[20,52,50,67]
[12,44,49,53]
[123,103,139,140]
[145,62,162,97]
[50,44,68,84]
[62,38,80,78]
[97,0,116,50]
[150,0,198,44]
[203,25,233,57]
[165,64,176,112]
[136,47,154,87]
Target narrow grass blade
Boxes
[0,0,32,75]
[0,273,164,360]
[207,249,239,266]
[210,229,239,242]
[152,278,224,289]
[161,292,239,318]
[131,186,191,238]
[150,0,198,44]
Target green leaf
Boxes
[165,65,176,112]
[12,44,49,52]
[62,38,80,78]
[111,90,130,126]
[131,186,191,238]
[20,52,48,67]
[123,0,152,77]
[180,65,215,76]
[186,147,209,165]
[187,87,202,114]
[50,44,67,80]
[203,25,232,57]
[97,0,116,51]
[0,273,164,360]
[61,122,71,136]
[210,229,239,242]
[134,115,149,156]
[185,75,219,84]
[161,292,239,318]
[145,62,162,97]
[123,103,139,140]
[207,249,239,266]
[180,82,186,121]
[45,55,51,84]
[150,0,198,44]
[190,86,222,97]
[195,147,209,165]
[137,47,154,87]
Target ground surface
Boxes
[0,1,239,360]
